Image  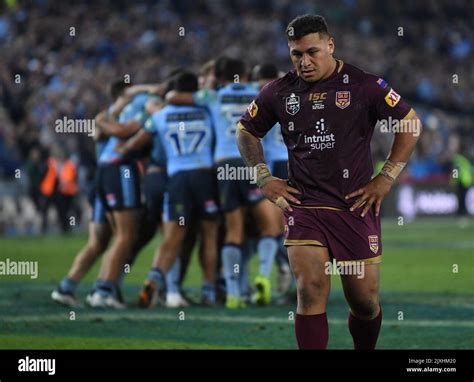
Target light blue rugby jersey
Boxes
[262,123,288,163]
[99,93,157,164]
[95,104,115,161]
[193,83,258,162]
[248,81,288,164]
[144,104,214,177]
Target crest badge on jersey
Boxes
[368,235,379,254]
[248,100,258,118]
[285,93,300,115]
[335,91,351,109]
[384,88,401,107]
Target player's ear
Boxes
[327,37,335,55]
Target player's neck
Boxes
[320,58,338,81]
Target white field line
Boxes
[1,312,474,328]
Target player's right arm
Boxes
[94,110,141,139]
[93,110,108,141]
[116,115,156,156]
[125,84,165,97]
[165,89,216,106]
[95,112,141,139]
[116,129,152,156]
[236,89,301,211]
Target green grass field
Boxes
[0,217,473,349]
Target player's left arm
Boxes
[95,115,141,139]
[346,81,422,217]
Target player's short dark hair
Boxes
[214,56,230,81]
[255,63,279,80]
[172,71,198,92]
[286,14,329,41]
[109,80,132,99]
[214,56,246,82]
[162,67,185,95]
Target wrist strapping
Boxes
[379,159,407,182]
[255,163,275,188]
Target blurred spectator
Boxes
[39,145,78,233]
[24,146,47,213]
[0,0,472,227]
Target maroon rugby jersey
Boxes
[239,60,414,208]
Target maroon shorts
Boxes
[283,206,382,264]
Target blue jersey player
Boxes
[87,86,153,308]
[255,63,294,297]
[132,72,220,308]
[51,81,132,307]
[167,58,280,308]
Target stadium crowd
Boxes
[0,0,473,233]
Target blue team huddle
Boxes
[51,57,292,310]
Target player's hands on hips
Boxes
[345,174,393,217]
[261,178,301,212]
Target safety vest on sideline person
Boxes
[40,158,78,197]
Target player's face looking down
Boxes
[288,32,335,82]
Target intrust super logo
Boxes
[303,118,335,152]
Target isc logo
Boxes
[308,92,327,101]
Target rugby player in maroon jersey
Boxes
[237,15,421,349]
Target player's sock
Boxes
[59,277,78,294]
[295,313,329,349]
[257,236,278,278]
[221,244,242,298]
[277,234,287,261]
[90,279,100,294]
[166,258,181,294]
[275,234,290,270]
[95,279,118,298]
[147,267,165,290]
[117,261,132,290]
[202,281,216,304]
[348,307,382,349]
[239,241,252,298]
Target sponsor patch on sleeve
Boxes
[384,88,401,107]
